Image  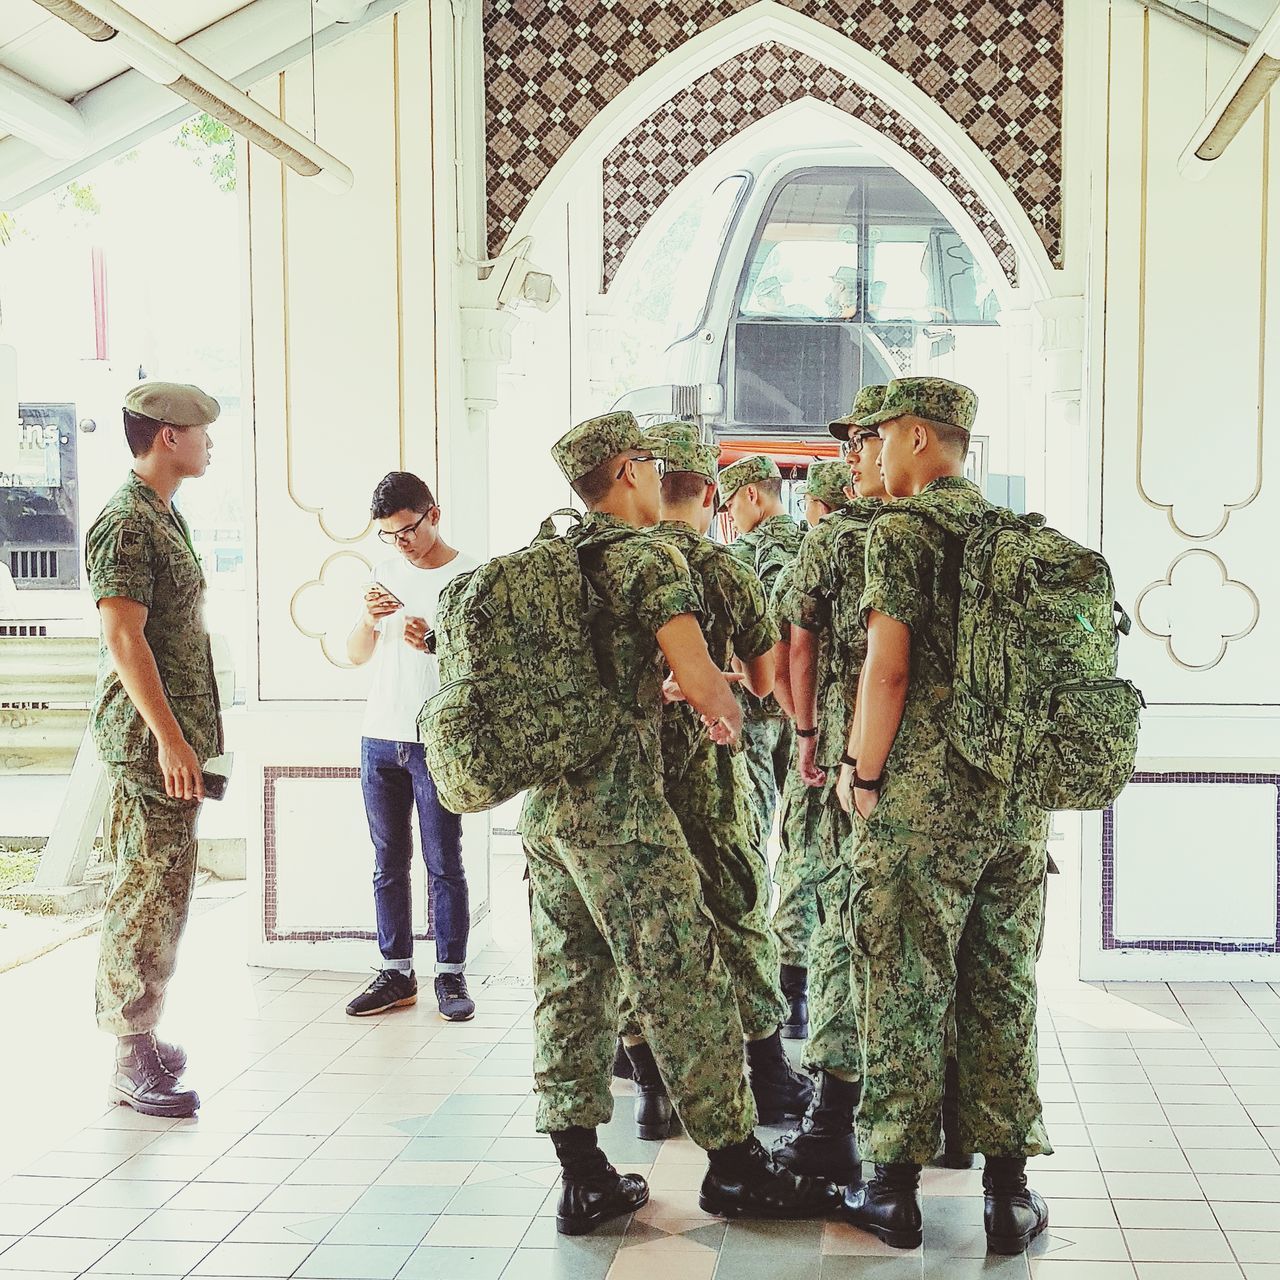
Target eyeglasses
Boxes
[377,510,433,545]
[841,432,878,459]
[616,453,666,480]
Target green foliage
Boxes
[175,114,237,193]
[0,212,13,245]
[57,181,101,215]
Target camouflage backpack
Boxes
[887,501,1144,811]
[418,510,622,814]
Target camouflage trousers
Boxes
[741,714,793,861]
[622,811,786,1040]
[96,767,201,1036]
[771,766,828,968]
[525,834,756,1151]
[802,794,862,1081]
[847,805,1052,1164]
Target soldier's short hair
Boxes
[570,454,621,507]
[661,471,712,505]
[371,471,436,518]
[750,477,783,502]
[921,417,971,457]
[122,409,167,458]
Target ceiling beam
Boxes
[0,65,88,159]
[1132,0,1253,48]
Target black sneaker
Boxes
[346,969,418,1017]
[435,972,476,1021]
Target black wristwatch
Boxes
[796,726,818,739]
[853,770,884,793]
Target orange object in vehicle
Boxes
[716,437,840,470]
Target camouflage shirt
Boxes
[518,513,701,848]
[730,512,803,719]
[859,476,1011,832]
[85,472,223,767]
[779,499,880,768]
[653,521,778,824]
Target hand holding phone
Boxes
[364,582,403,624]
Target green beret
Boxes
[829,383,888,440]
[799,460,852,509]
[718,454,781,501]
[551,411,665,484]
[856,377,978,432]
[122,381,220,427]
[649,422,718,481]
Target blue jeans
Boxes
[360,737,469,973]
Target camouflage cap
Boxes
[718,454,781,501]
[551,410,665,483]
[122,381,220,427]
[799,460,852,509]
[649,422,718,481]
[856,376,978,432]
[828,383,888,440]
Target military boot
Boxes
[936,1056,973,1169]
[779,964,809,1039]
[624,1041,674,1141]
[612,1038,633,1082]
[983,1156,1049,1255]
[772,1071,862,1183]
[155,1038,188,1076]
[700,1135,840,1219]
[746,1029,813,1123]
[840,1162,923,1250]
[111,1033,200,1118]
[550,1126,649,1236]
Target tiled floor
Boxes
[2,849,1280,1279]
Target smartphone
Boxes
[201,771,229,801]
[201,753,233,802]
[369,581,404,608]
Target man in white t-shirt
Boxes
[344,471,480,1021]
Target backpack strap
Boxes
[535,507,585,543]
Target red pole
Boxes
[91,246,108,361]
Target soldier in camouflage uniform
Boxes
[768,458,861,1038]
[834,379,1051,1256]
[769,394,888,1183]
[86,383,224,1119]
[616,423,810,1141]
[521,412,838,1235]
[720,456,804,874]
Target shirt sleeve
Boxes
[625,538,702,634]
[86,514,154,609]
[787,534,830,633]
[727,563,778,661]
[859,511,934,633]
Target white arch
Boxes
[496,0,1061,301]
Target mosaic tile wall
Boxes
[483,0,1064,269]
[1102,772,1280,954]
[600,40,1020,291]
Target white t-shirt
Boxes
[361,549,480,743]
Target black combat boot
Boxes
[840,1162,923,1250]
[779,964,809,1039]
[550,1126,649,1236]
[937,1056,973,1169]
[154,1038,187,1075]
[700,1135,840,1219]
[612,1038,633,1081]
[746,1029,813,1123]
[111,1033,200,1118]
[624,1041,674,1141]
[983,1156,1049,1254]
[772,1071,862,1182]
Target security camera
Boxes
[495,248,561,313]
